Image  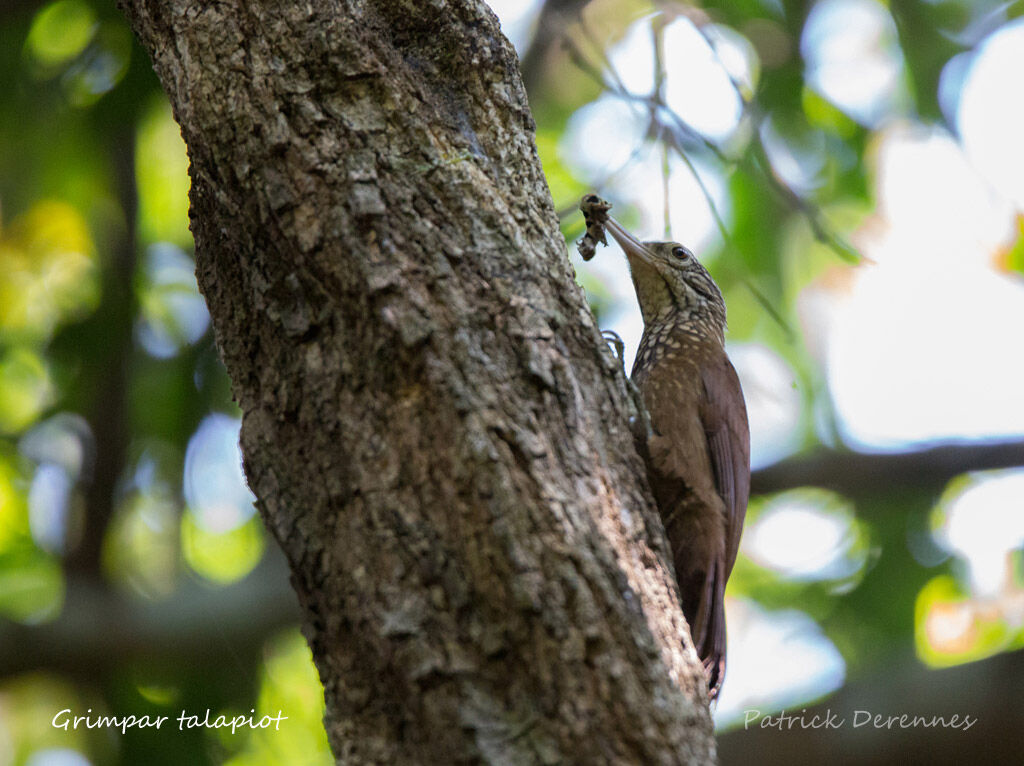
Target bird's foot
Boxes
[601,329,626,364]
[601,330,652,449]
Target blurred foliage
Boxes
[181,513,265,586]
[1,1,329,763]
[0,0,1022,762]
[135,100,190,248]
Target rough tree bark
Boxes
[118,1,715,763]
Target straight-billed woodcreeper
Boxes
[580,194,750,700]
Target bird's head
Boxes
[603,215,727,342]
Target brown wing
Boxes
[699,354,750,578]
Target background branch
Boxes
[752,439,1024,501]
[0,551,300,679]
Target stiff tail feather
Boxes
[689,558,728,700]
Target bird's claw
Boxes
[602,329,626,363]
[601,330,652,448]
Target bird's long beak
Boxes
[604,216,656,265]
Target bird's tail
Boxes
[694,559,727,700]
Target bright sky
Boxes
[183,413,256,534]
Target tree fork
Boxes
[118,1,715,762]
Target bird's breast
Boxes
[633,325,725,511]
[632,322,718,387]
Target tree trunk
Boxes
[118,1,715,762]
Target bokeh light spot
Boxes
[0,200,98,343]
[745,489,864,582]
[181,511,264,584]
[958,18,1024,209]
[25,0,97,69]
[136,99,192,247]
[184,414,256,533]
[136,243,210,359]
[715,601,846,728]
[0,349,55,435]
[802,0,908,127]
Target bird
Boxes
[581,195,750,700]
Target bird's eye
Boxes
[672,246,690,260]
